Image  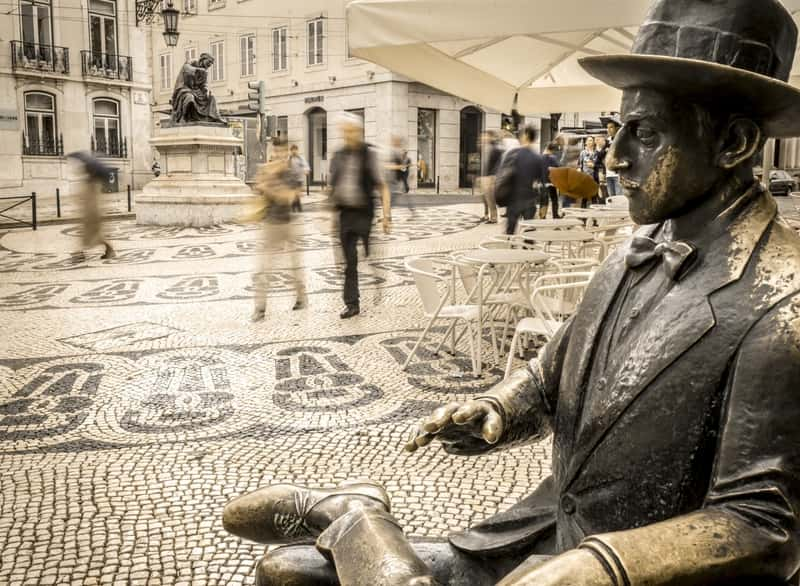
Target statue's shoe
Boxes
[222,481,390,544]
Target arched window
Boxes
[92,98,125,157]
[24,91,59,156]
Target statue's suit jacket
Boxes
[450,189,800,583]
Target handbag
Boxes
[493,149,518,208]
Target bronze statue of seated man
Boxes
[223,0,800,583]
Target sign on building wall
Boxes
[304,96,324,104]
[0,109,19,130]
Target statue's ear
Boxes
[717,118,762,170]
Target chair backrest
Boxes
[530,272,593,334]
[449,253,480,301]
[405,257,447,315]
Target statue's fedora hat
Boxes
[580,0,800,137]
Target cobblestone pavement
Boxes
[0,199,552,586]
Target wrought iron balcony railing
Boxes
[11,41,69,74]
[22,133,64,157]
[81,51,133,82]
[92,135,128,158]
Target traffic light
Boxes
[247,80,266,115]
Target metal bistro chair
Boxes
[504,271,594,378]
[403,257,484,377]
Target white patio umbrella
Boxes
[347,0,800,115]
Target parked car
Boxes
[768,169,797,197]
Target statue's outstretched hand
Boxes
[405,400,504,455]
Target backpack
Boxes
[493,149,519,208]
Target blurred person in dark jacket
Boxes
[329,113,392,319]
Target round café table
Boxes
[518,217,584,232]
[459,248,551,371]
[522,229,596,259]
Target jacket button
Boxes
[560,494,577,515]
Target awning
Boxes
[347,0,800,115]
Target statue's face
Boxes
[608,88,722,225]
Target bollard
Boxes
[31,192,37,231]
[436,176,440,194]
[306,174,310,196]
[127,184,131,212]
[56,187,61,218]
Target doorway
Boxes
[459,106,483,188]
[307,107,327,184]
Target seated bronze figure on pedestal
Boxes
[169,52,226,126]
[223,0,800,583]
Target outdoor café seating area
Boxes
[403,202,636,377]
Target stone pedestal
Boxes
[137,124,256,226]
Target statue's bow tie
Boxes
[625,236,696,280]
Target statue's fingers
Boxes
[481,410,504,444]
[452,401,488,425]
[422,403,461,433]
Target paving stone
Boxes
[0,200,582,584]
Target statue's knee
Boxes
[256,547,336,586]
[255,553,290,586]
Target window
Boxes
[159,52,172,90]
[20,0,53,65]
[417,109,436,186]
[307,17,324,66]
[20,0,52,48]
[239,34,256,77]
[210,40,224,81]
[185,47,197,64]
[24,91,58,156]
[276,115,288,140]
[272,26,287,72]
[93,98,124,157]
[347,108,364,142]
[87,0,117,75]
[183,0,196,13]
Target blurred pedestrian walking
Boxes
[577,136,597,208]
[478,131,502,223]
[604,116,623,196]
[495,125,547,235]
[329,113,392,319]
[288,144,309,212]
[594,136,609,203]
[67,151,116,261]
[250,138,307,322]
[541,142,562,219]
[387,135,415,217]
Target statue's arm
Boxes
[474,316,573,449]
[500,296,800,586]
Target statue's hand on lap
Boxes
[405,400,503,455]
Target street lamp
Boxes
[161,1,180,47]
[136,0,181,48]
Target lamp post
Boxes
[136,0,181,48]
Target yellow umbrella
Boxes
[549,167,599,200]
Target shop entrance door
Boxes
[459,106,482,188]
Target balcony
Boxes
[92,135,128,159]
[22,133,64,157]
[81,51,133,82]
[11,41,69,75]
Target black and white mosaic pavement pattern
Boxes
[0,203,552,585]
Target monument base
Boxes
[137,125,257,227]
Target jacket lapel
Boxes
[562,188,777,489]
[553,227,654,471]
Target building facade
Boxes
[0,0,154,199]
[150,0,563,191]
